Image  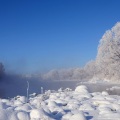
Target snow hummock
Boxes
[0,85,120,120]
[69,112,86,120]
[75,85,89,93]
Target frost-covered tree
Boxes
[58,69,74,80]
[72,68,84,80]
[84,60,97,79]
[96,22,120,81]
[42,69,59,80]
[42,68,88,81]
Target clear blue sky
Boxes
[0,0,120,74]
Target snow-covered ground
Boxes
[0,85,120,120]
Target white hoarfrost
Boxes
[96,22,120,81]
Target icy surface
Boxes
[0,85,120,120]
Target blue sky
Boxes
[0,0,120,74]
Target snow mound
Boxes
[75,85,89,93]
[17,111,29,120]
[102,91,109,96]
[69,112,86,120]
[30,108,47,119]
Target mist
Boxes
[1,22,120,98]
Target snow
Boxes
[0,85,120,120]
[30,108,47,119]
[107,86,120,91]
[0,109,8,120]
[69,112,86,120]
[17,111,29,120]
[75,85,89,93]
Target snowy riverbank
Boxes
[0,85,120,120]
